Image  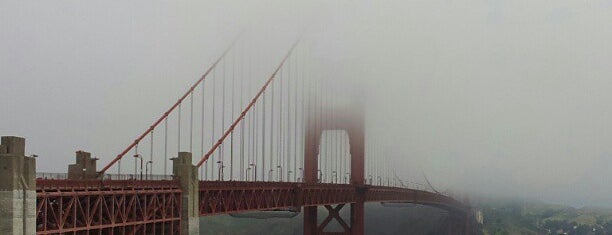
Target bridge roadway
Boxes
[36,179,467,234]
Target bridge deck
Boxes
[35,179,466,234]
[198,181,467,216]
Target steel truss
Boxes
[36,179,182,235]
[198,181,466,216]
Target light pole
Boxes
[317,170,323,183]
[249,163,256,181]
[298,167,303,182]
[246,167,252,181]
[332,171,337,184]
[345,173,350,184]
[277,165,283,182]
[367,174,373,185]
[268,169,274,182]
[145,160,153,180]
[288,170,293,182]
[133,154,143,180]
[217,161,224,181]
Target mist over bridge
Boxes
[2,37,473,235]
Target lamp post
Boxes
[145,160,153,180]
[298,167,303,182]
[268,169,274,182]
[277,165,283,182]
[249,163,256,181]
[345,173,350,184]
[133,154,143,180]
[367,174,373,185]
[317,170,323,183]
[246,167,252,181]
[332,171,337,184]
[288,170,293,182]
[217,161,224,181]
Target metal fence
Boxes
[36,172,174,180]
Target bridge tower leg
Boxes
[348,99,366,235]
[172,152,200,235]
[0,136,36,235]
[464,211,471,235]
[303,119,321,234]
[303,97,366,235]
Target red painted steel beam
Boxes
[36,180,467,234]
[36,179,182,235]
[197,181,468,216]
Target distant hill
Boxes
[474,197,612,235]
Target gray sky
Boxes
[2,0,612,208]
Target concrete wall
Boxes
[68,150,98,179]
[172,152,199,235]
[0,136,36,235]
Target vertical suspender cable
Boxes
[221,59,226,181]
[200,80,205,180]
[269,71,275,181]
[317,76,322,182]
[279,67,284,181]
[240,43,245,181]
[262,90,266,181]
[250,56,255,181]
[190,92,193,153]
[248,47,253,181]
[230,46,235,181]
[260,51,266,181]
[302,47,308,182]
[253,101,258,181]
[293,47,298,182]
[333,82,338,183]
[164,118,168,176]
[287,57,292,181]
[286,54,291,181]
[178,103,181,152]
[150,131,153,179]
[324,78,328,182]
[211,67,216,180]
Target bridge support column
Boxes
[0,136,36,235]
[465,211,470,235]
[172,152,199,235]
[303,206,318,234]
[67,150,98,179]
[350,198,364,235]
[446,212,471,235]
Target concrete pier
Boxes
[67,150,98,179]
[172,152,199,235]
[0,136,36,235]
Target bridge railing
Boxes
[36,172,173,180]
[36,172,68,180]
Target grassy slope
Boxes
[477,197,612,235]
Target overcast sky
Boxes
[2,0,612,208]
